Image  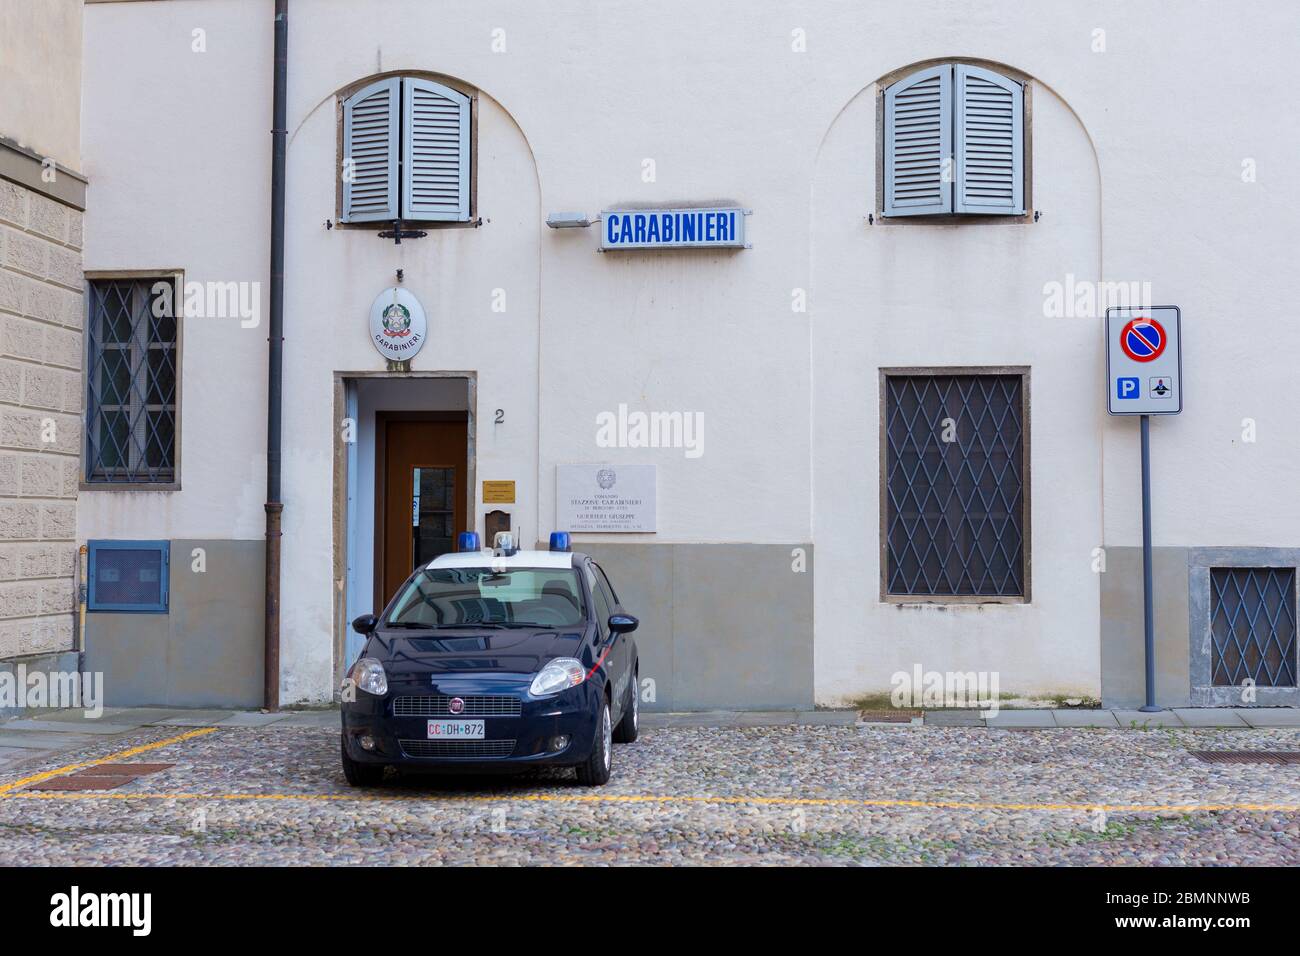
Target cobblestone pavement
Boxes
[0,723,1297,865]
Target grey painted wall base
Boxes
[83,538,810,712]
[0,649,80,718]
[84,539,264,708]
[1101,545,1300,708]
[580,543,814,712]
[1100,546,1191,708]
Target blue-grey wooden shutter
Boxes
[341,78,400,222]
[883,65,953,216]
[955,65,1024,215]
[402,78,471,221]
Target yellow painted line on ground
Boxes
[4,789,1298,814]
[0,727,218,797]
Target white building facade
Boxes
[68,0,1300,711]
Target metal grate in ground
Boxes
[73,762,175,776]
[858,709,922,723]
[1190,751,1300,765]
[24,762,175,791]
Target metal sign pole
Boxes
[1107,306,1180,713]
[1139,414,1161,712]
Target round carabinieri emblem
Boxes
[368,287,427,362]
[382,302,410,336]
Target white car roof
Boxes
[425,549,575,571]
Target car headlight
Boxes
[351,657,388,697]
[529,657,586,697]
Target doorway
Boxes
[375,414,467,606]
[337,373,476,673]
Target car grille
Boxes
[399,739,517,759]
[392,695,522,717]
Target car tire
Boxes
[341,735,385,787]
[613,668,639,744]
[574,700,613,786]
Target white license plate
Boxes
[427,719,485,740]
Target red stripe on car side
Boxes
[587,647,610,679]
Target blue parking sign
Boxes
[1116,377,1139,400]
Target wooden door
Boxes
[378,417,467,607]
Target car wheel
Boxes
[613,668,639,744]
[574,700,613,786]
[341,734,385,787]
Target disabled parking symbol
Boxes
[1117,377,1140,400]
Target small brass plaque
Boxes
[482,480,515,504]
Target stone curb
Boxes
[2,706,1297,733]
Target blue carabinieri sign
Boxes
[600,207,747,251]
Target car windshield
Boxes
[385,567,585,628]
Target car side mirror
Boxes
[352,614,379,635]
[608,613,638,634]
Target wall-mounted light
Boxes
[546,212,596,229]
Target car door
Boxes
[584,560,626,722]
[590,560,631,719]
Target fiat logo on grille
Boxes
[448,697,466,715]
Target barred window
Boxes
[1210,567,1297,687]
[85,277,178,484]
[883,370,1027,599]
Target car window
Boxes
[592,562,619,606]
[586,564,612,637]
[386,567,585,628]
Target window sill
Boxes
[80,482,181,492]
[87,607,169,615]
[874,210,1035,226]
[332,217,482,231]
[882,595,1029,606]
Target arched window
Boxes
[341,76,471,223]
[883,63,1024,218]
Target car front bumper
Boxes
[341,678,601,771]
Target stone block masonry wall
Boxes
[0,177,82,660]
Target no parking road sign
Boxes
[1106,306,1182,414]
[1119,317,1167,361]
[1105,305,1182,711]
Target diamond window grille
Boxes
[85,279,177,483]
[1210,567,1297,687]
[885,373,1025,597]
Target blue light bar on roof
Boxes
[457,531,481,552]
[549,531,571,552]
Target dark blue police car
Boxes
[341,532,639,787]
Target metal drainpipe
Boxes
[264,0,288,710]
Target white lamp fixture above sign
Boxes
[368,287,427,362]
[546,212,595,229]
